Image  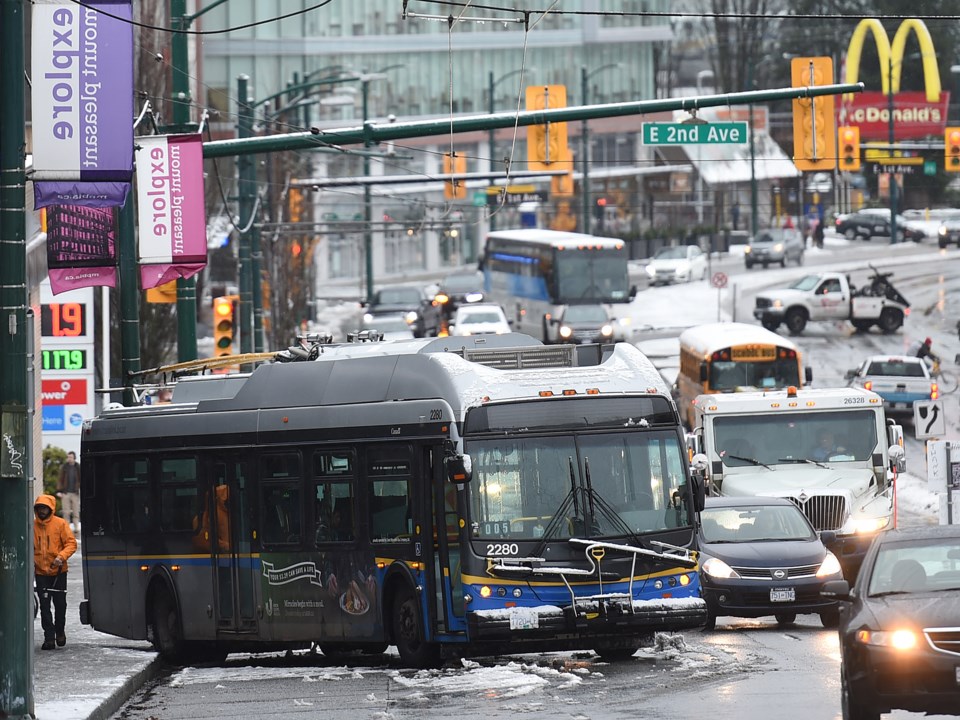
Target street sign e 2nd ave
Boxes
[642,121,749,145]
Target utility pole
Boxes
[488,71,497,232]
[581,66,591,235]
[119,197,142,407]
[0,1,32,716]
[237,75,255,354]
[888,55,899,244]
[363,75,374,304]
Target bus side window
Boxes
[370,484,410,541]
[261,484,301,545]
[111,457,152,534]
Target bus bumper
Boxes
[465,598,706,649]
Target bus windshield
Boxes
[556,252,631,303]
[467,430,688,540]
[710,357,802,390]
[712,409,878,467]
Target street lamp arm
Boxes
[205,81,865,159]
[178,0,231,27]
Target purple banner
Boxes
[34,181,130,209]
[136,134,208,290]
[46,205,118,294]
[31,0,134,183]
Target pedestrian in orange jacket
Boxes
[33,493,77,650]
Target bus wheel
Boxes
[391,587,441,668]
[151,588,186,663]
[593,646,640,662]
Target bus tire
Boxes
[878,307,903,333]
[784,308,807,335]
[593,645,640,662]
[391,586,441,669]
[151,587,186,663]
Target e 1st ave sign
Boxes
[642,122,749,145]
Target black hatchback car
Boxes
[698,496,843,630]
[835,211,924,242]
[362,285,440,338]
[822,525,960,720]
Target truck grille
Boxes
[755,297,772,309]
[787,495,848,531]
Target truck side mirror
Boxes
[888,444,906,474]
[699,362,708,383]
[805,367,813,383]
[844,369,856,380]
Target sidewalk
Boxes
[33,542,160,720]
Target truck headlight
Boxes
[772,299,783,309]
[853,516,890,534]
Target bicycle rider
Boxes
[913,337,941,369]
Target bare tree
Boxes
[706,0,778,94]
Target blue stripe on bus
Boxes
[506,275,550,301]
[490,252,539,265]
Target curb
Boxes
[84,656,165,720]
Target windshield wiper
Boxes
[778,457,829,469]
[581,458,646,546]
[728,454,772,469]
[532,457,583,557]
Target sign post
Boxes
[711,271,728,321]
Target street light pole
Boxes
[363,74,373,304]
[747,63,759,237]
[888,55,899,244]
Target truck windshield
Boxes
[788,275,822,292]
[713,409,878,466]
[467,430,688,540]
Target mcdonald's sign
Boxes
[841,18,949,141]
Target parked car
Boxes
[449,303,511,336]
[551,303,616,344]
[433,270,486,325]
[359,313,416,341]
[362,285,440,337]
[744,228,805,268]
[822,525,960,720]
[835,210,924,242]
[645,245,707,285]
[697,496,843,630]
[845,354,937,418]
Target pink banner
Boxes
[45,204,118,294]
[136,134,207,289]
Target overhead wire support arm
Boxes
[202,82,865,160]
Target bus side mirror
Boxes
[806,367,813,383]
[446,453,472,483]
[699,362,708,383]
[844,369,856,380]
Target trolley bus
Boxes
[676,322,811,428]
[79,334,706,667]
[481,229,636,343]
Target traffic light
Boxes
[443,152,467,199]
[791,57,837,171]
[213,295,235,357]
[288,188,304,222]
[946,127,960,172]
[526,85,568,171]
[838,126,861,172]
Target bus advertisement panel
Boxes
[676,322,809,428]
[481,229,635,343]
[80,335,705,667]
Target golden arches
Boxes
[844,18,941,102]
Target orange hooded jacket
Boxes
[33,493,77,576]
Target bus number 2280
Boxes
[486,542,520,556]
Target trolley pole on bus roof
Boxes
[0,1,33,716]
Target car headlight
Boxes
[404,311,418,324]
[559,325,573,339]
[702,557,740,579]
[600,324,613,337]
[645,266,656,278]
[772,299,783,309]
[852,516,890,534]
[465,292,484,303]
[774,243,784,252]
[744,245,752,254]
[363,313,374,323]
[939,226,947,236]
[816,551,842,577]
[856,628,918,650]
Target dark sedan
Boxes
[698,496,843,630]
[822,525,960,720]
[362,285,440,338]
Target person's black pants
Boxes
[36,573,67,640]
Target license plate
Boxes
[508,607,539,630]
[770,588,795,602]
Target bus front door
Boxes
[211,455,258,634]
[431,451,466,635]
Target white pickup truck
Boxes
[753,267,910,335]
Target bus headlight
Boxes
[559,326,573,339]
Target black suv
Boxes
[362,285,440,337]
[433,271,486,326]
